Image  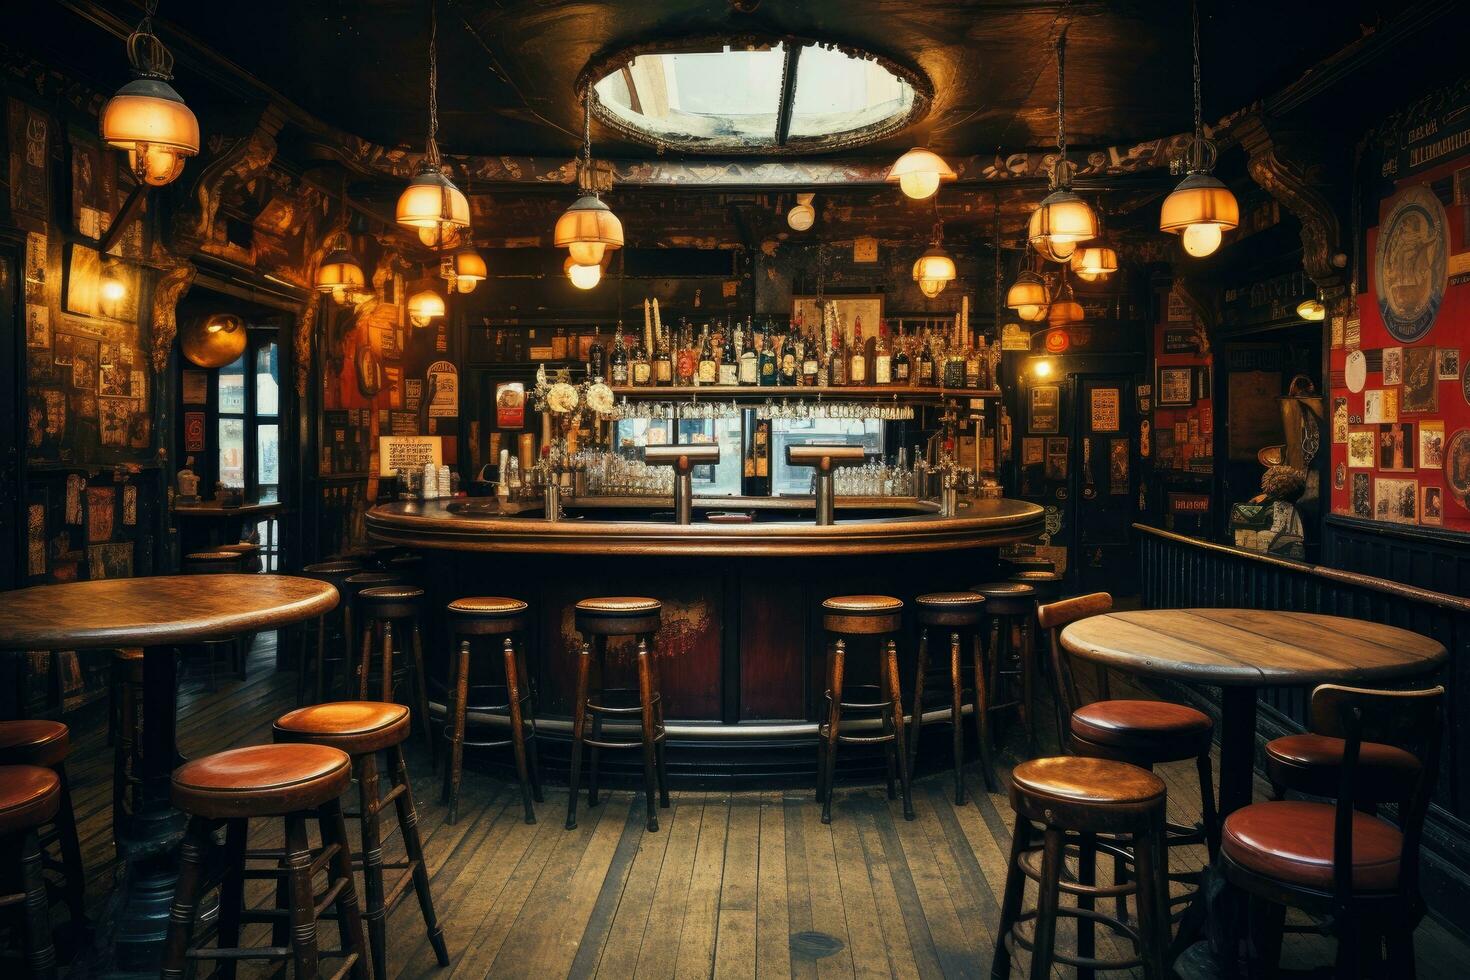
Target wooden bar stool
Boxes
[297,560,364,705]
[1008,568,1064,601]
[109,648,145,859]
[354,584,435,760]
[906,591,993,804]
[0,765,62,980]
[443,597,541,825]
[971,581,1041,752]
[0,722,87,929]
[817,595,913,825]
[274,702,450,979]
[343,571,403,687]
[182,549,248,685]
[992,756,1173,979]
[163,744,368,980]
[217,540,262,572]
[567,597,669,832]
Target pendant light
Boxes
[564,255,602,290]
[887,147,956,201]
[912,207,956,298]
[1160,0,1238,257]
[1047,267,1084,327]
[787,193,816,231]
[100,0,199,187]
[408,289,446,327]
[451,248,487,292]
[1070,245,1118,282]
[555,92,624,268]
[1296,296,1326,321]
[396,0,471,249]
[1029,31,1097,261]
[315,173,366,304]
[1006,264,1051,323]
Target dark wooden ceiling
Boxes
[34,0,1391,160]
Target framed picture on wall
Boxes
[1374,477,1418,525]
[791,294,884,344]
[1157,366,1194,407]
[1422,485,1444,525]
[1377,422,1415,471]
[1401,346,1438,413]
[1029,385,1060,434]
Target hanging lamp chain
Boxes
[126,0,174,80]
[1180,0,1217,175]
[1049,29,1076,192]
[424,0,442,167]
[578,88,597,195]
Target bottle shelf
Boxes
[609,385,1001,402]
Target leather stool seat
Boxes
[448,596,529,616]
[172,744,352,818]
[1011,755,1167,808]
[0,766,61,834]
[183,550,242,564]
[360,585,425,602]
[972,581,1036,598]
[915,591,986,609]
[1222,800,1401,892]
[1266,734,1421,799]
[1071,699,1213,755]
[575,596,661,614]
[823,594,903,613]
[345,571,402,588]
[303,560,362,576]
[275,702,411,754]
[0,720,69,767]
[217,542,259,555]
[1009,569,1063,583]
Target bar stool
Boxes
[217,540,262,572]
[971,581,1041,752]
[355,585,435,759]
[817,595,913,825]
[1008,568,1064,601]
[905,591,992,804]
[0,722,86,927]
[182,549,248,686]
[0,766,62,980]
[163,744,368,980]
[343,571,404,688]
[567,597,669,832]
[297,560,364,704]
[110,648,145,858]
[443,597,541,825]
[274,702,450,979]
[992,756,1172,979]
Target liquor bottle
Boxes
[917,331,935,386]
[942,332,965,389]
[609,330,629,385]
[831,329,848,386]
[779,328,798,386]
[676,321,697,386]
[893,328,911,385]
[801,328,819,386]
[848,330,867,385]
[631,330,650,386]
[965,336,982,389]
[654,329,673,385]
[874,324,892,385]
[698,325,718,385]
[758,323,778,386]
[719,323,739,386]
[738,323,759,384]
[588,330,606,381]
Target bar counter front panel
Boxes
[367,497,1043,785]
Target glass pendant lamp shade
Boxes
[1006,271,1049,312]
[453,248,486,292]
[918,278,946,299]
[1047,279,1084,327]
[408,289,446,326]
[1070,245,1118,281]
[127,144,187,186]
[911,247,956,293]
[555,195,624,267]
[1028,189,1097,257]
[397,165,471,241]
[315,246,365,301]
[564,255,602,290]
[1161,172,1238,257]
[101,15,198,190]
[887,147,956,201]
[1296,297,1326,321]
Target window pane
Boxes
[257,423,279,491]
[770,418,884,496]
[219,417,245,488]
[679,418,742,497]
[218,354,246,414]
[256,342,280,416]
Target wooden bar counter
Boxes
[366,495,1043,785]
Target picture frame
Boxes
[1419,420,1445,469]
[1378,421,1415,472]
[1346,429,1375,468]
[1401,346,1438,414]
[1374,476,1418,525]
[1157,366,1195,407]
[1422,485,1444,525]
[1029,384,1060,434]
[791,294,884,345]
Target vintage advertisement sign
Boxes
[426,360,459,418]
[379,435,444,477]
[496,382,526,428]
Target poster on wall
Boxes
[182,370,209,405]
[1157,366,1194,407]
[1401,346,1438,413]
[1423,486,1445,525]
[1029,385,1059,434]
[378,435,443,477]
[791,295,884,343]
[8,99,50,225]
[1445,429,1470,506]
[495,382,526,428]
[426,360,458,418]
[1374,184,1447,344]
[1420,421,1445,469]
[1375,477,1418,524]
[1090,388,1120,432]
[1378,422,1415,471]
[184,411,206,453]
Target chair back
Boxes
[1309,683,1444,901]
[1036,592,1112,747]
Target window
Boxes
[612,414,743,497]
[770,418,885,496]
[215,336,282,567]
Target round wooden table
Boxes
[1060,607,1446,971]
[0,574,338,972]
[1060,608,1447,817]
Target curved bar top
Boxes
[366,496,1046,556]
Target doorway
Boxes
[1069,373,1139,596]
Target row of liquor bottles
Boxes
[582,316,997,390]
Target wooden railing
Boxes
[1135,522,1470,922]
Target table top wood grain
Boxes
[1060,608,1447,687]
[0,575,337,650]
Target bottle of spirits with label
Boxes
[831,329,848,386]
[758,323,778,386]
[654,329,674,385]
[874,323,892,385]
[801,328,819,386]
[588,330,606,381]
[893,328,911,385]
[676,321,697,386]
[964,334,982,389]
[630,330,650,387]
[738,323,758,384]
[719,322,739,386]
[609,330,629,385]
[916,331,935,386]
[942,332,965,389]
[780,328,798,386]
[698,325,718,385]
[848,330,868,385]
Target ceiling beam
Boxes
[774,43,802,147]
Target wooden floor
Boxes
[50,638,1470,978]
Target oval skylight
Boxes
[587,38,928,154]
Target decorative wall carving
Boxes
[148,248,197,374]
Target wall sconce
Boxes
[408,289,446,327]
[1030,357,1055,379]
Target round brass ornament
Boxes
[181,314,246,368]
